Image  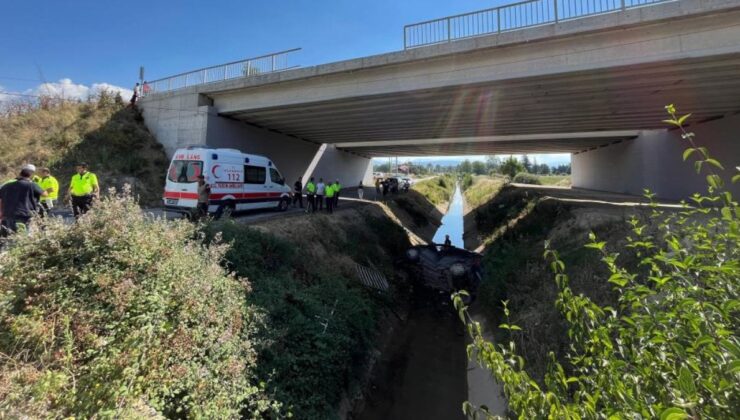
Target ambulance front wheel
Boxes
[216,201,236,219]
[277,197,289,212]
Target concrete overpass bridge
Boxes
[140,0,740,199]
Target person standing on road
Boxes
[196,175,210,219]
[375,178,381,200]
[130,83,140,107]
[316,178,326,211]
[333,179,342,208]
[36,168,59,218]
[358,180,364,200]
[325,180,335,214]
[305,177,316,213]
[68,163,99,219]
[293,177,304,209]
[0,165,47,236]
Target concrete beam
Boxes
[212,7,740,115]
[333,131,640,148]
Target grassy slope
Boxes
[0,101,168,206]
[462,175,506,210]
[208,205,411,419]
[410,175,455,208]
[469,186,638,383]
[536,175,571,186]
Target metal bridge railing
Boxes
[403,0,672,49]
[144,48,301,95]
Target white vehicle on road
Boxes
[164,147,291,215]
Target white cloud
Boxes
[0,85,10,103]
[21,78,133,101]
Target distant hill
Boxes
[0,95,168,206]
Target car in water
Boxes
[163,146,292,216]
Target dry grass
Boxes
[463,175,506,210]
[0,100,168,206]
[537,175,571,186]
[410,175,455,208]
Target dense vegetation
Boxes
[0,92,168,205]
[0,194,410,419]
[456,107,740,418]
[0,191,277,418]
[512,172,542,185]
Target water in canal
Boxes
[433,184,465,248]
[356,183,469,420]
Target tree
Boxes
[521,154,532,172]
[458,159,473,174]
[455,106,740,419]
[500,156,525,178]
[471,161,487,175]
[374,162,390,172]
[485,155,501,172]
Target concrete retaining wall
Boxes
[572,114,740,200]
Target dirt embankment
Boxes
[0,100,168,206]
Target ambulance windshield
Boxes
[168,160,203,183]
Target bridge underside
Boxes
[220,54,740,157]
[141,0,740,199]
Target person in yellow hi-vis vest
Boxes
[324,180,335,214]
[67,163,99,219]
[36,168,59,218]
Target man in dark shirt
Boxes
[293,177,303,209]
[0,166,47,235]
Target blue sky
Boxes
[2,0,506,92]
[2,0,568,164]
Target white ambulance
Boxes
[163,147,292,216]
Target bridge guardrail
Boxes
[403,0,671,49]
[143,48,301,96]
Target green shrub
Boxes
[455,106,740,418]
[0,190,276,418]
[461,173,474,191]
[512,172,542,185]
[500,156,525,178]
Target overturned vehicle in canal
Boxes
[404,244,483,303]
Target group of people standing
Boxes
[0,163,100,236]
[292,176,356,214]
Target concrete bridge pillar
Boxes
[572,113,740,200]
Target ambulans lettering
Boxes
[174,153,201,161]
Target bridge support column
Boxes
[304,144,373,187]
[572,114,740,200]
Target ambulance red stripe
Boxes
[164,191,283,200]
